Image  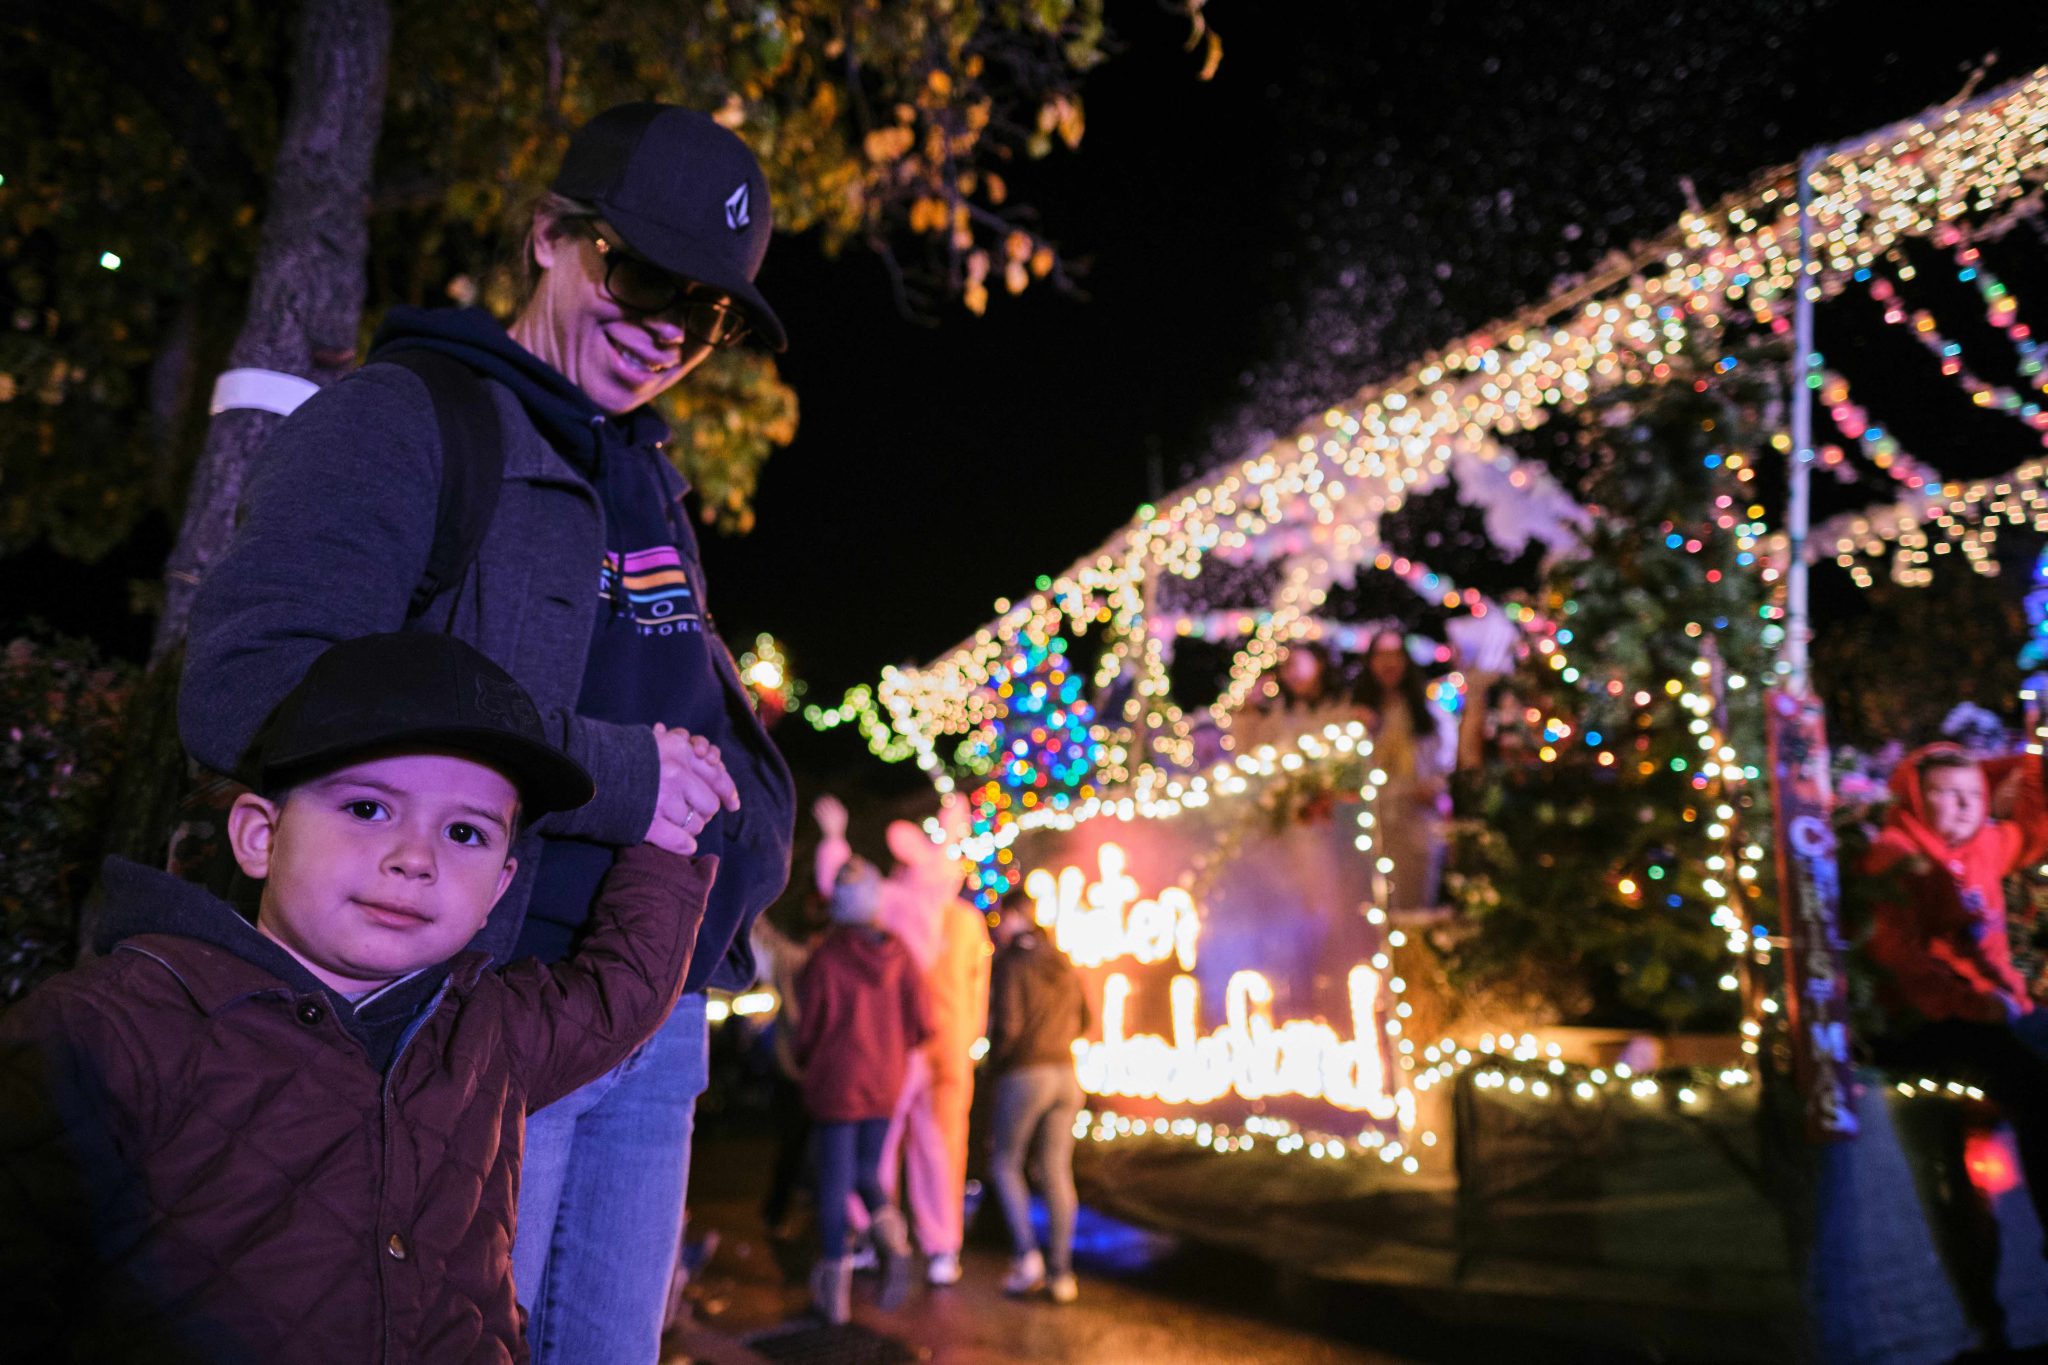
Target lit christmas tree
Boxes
[964,632,1100,909]
[1443,331,1780,1028]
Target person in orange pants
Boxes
[813,796,990,1286]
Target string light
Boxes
[817,70,2048,1161]
[873,69,2048,796]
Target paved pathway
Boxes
[663,1121,1589,1365]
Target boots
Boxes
[870,1205,913,1311]
[809,1256,853,1325]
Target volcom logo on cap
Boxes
[725,184,750,231]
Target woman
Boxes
[180,104,797,1364]
[1353,630,1448,911]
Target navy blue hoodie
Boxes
[367,307,794,992]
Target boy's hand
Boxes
[647,723,741,855]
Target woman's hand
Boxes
[645,723,740,854]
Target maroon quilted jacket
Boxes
[0,844,714,1365]
[792,925,931,1122]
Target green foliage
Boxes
[3,0,1160,549]
[657,347,800,535]
[0,1,289,559]
[1442,336,1781,1028]
[1,633,136,1003]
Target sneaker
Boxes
[848,1239,878,1273]
[926,1251,962,1287]
[871,1207,913,1311]
[1002,1249,1046,1296]
[1047,1272,1079,1305]
[809,1256,853,1325]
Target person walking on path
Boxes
[812,795,989,1286]
[179,103,796,1364]
[793,857,931,1324]
[751,892,828,1239]
[985,887,1090,1303]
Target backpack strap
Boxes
[376,349,505,619]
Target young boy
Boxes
[1867,742,2048,1238]
[0,633,721,1364]
[793,856,930,1324]
[1867,743,2048,1026]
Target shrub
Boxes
[1,633,135,1004]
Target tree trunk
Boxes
[100,0,392,880]
[152,0,393,662]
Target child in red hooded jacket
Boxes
[1867,744,2048,1024]
[793,856,931,1324]
[1867,742,2048,1240]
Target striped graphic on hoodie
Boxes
[599,545,705,635]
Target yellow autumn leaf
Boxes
[1004,260,1028,294]
[1058,99,1085,149]
[1030,246,1054,277]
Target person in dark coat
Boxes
[792,856,931,1324]
[0,634,717,1364]
[984,887,1090,1303]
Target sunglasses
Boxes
[588,225,751,350]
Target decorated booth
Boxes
[801,68,2048,1359]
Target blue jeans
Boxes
[514,992,707,1365]
[815,1117,890,1260]
[989,1065,1083,1276]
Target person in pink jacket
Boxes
[813,795,991,1287]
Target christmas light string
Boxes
[870,71,2048,785]
[789,73,2048,1163]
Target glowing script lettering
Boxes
[1027,841,1402,1122]
[1025,843,1199,970]
[1077,965,1401,1120]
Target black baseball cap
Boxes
[244,634,595,817]
[553,103,787,352]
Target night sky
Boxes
[11,3,2048,711]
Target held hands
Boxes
[645,723,741,855]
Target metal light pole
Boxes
[1784,147,1823,694]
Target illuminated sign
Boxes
[1029,841,1406,1125]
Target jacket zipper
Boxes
[375,979,452,1364]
